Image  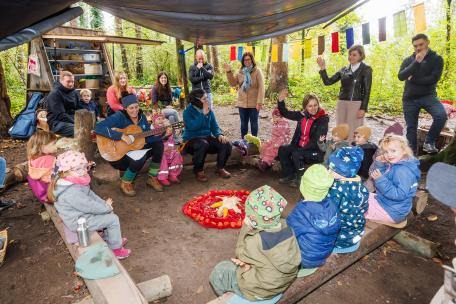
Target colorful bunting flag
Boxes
[304,39,312,58]
[245,45,253,54]
[331,32,339,53]
[271,44,279,62]
[413,3,427,32]
[393,10,407,37]
[362,23,370,45]
[318,35,325,55]
[346,28,354,49]
[282,43,289,62]
[378,17,387,42]
[230,46,236,61]
[291,42,301,60]
[237,46,244,61]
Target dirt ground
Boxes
[0,105,455,304]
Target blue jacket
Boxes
[79,100,100,118]
[94,110,161,145]
[373,157,420,223]
[287,197,340,268]
[327,177,369,249]
[182,104,222,142]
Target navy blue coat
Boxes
[287,197,340,268]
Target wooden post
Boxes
[176,38,189,108]
[136,275,173,302]
[74,109,96,161]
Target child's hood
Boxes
[394,157,421,180]
[293,197,340,236]
[54,179,78,199]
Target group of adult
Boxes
[45,33,446,195]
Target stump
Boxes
[74,109,96,161]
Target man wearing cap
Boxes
[95,94,164,196]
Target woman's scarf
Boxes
[241,66,253,92]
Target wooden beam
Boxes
[42,34,164,46]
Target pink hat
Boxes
[56,150,88,173]
[152,113,165,125]
[383,122,404,137]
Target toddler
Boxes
[318,124,350,165]
[79,89,101,120]
[353,126,378,180]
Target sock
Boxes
[121,169,136,182]
[148,162,160,177]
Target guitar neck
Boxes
[132,122,183,139]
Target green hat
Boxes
[245,185,287,229]
[300,164,334,201]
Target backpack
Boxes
[8,92,43,139]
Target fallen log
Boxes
[393,231,439,258]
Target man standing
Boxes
[189,49,215,109]
[398,34,447,154]
[46,71,80,137]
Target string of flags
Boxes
[228,2,427,62]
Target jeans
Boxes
[185,137,232,173]
[51,121,74,137]
[278,144,323,178]
[403,95,447,152]
[86,213,122,249]
[162,107,180,124]
[239,107,259,139]
[0,157,6,189]
[109,141,164,174]
[207,92,214,110]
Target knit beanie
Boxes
[328,146,364,178]
[300,164,334,201]
[245,185,287,229]
[121,94,138,108]
[383,122,404,136]
[56,150,88,173]
[354,126,372,141]
[332,124,349,140]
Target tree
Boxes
[135,24,144,80]
[266,35,288,97]
[265,39,272,82]
[211,46,220,72]
[114,17,130,75]
[90,7,103,30]
[175,38,189,108]
[205,45,212,64]
[0,59,13,137]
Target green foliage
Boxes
[90,7,103,30]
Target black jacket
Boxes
[398,49,443,100]
[46,82,80,128]
[319,62,373,111]
[189,62,214,93]
[356,142,378,180]
[277,100,329,151]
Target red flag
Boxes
[331,32,339,53]
[230,46,236,61]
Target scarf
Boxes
[241,66,253,92]
[64,174,91,186]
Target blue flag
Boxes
[237,46,244,61]
[346,28,354,49]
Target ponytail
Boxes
[47,172,64,203]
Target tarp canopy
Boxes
[0,0,359,45]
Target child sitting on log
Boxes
[365,135,420,227]
[353,126,378,180]
[318,123,350,165]
[287,164,340,277]
[48,150,131,259]
[209,185,300,302]
[26,130,58,203]
[79,89,101,121]
[151,113,183,186]
[327,146,369,253]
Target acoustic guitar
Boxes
[96,121,184,161]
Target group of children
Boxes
[210,120,420,302]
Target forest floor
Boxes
[0,105,455,304]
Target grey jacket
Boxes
[53,180,113,231]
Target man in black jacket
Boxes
[398,33,446,154]
[46,71,80,137]
[189,49,214,109]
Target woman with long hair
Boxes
[106,71,136,115]
[150,71,180,123]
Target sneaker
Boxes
[169,175,181,184]
[120,180,136,197]
[113,247,131,260]
[195,171,208,182]
[279,175,295,184]
[159,178,171,187]
[147,176,164,192]
[423,143,438,154]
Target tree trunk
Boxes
[205,45,212,64]
[265,39,272,82]
[420,127,456,170]
[175,38,189,108]
[266,35,288,97]
[211,46,220,72]
[301,29,306,73]
[0,59,13,137]
[135,24,144,80]
[115,17,130,75]
[444,0,453,77]
[17,45,26,85]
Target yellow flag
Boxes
[413,3,427,32]
[271,44,279,62]
[245,45,253,54]
[304,38,312,59]
[291,42,301,60]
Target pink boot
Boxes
[113,247,131,259]
[159,178,171,186]
[169,175,181,184]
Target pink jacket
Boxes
[260,119,291,165]
[28,155,56,183]
[106,86,136,112]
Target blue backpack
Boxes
[8,92,43,139]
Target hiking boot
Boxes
[279,175,295,184]
[120,180,136,197]
[113,247,131,260]
[423,143,438,154]
[195,171,208,182]
[159,178,171,187]
[169,175,181,184]
[147,176,164,192]
[217,168,231,179]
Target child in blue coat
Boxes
[366,135,420,225]
[327,146,369,253]
[287,164,340,277]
